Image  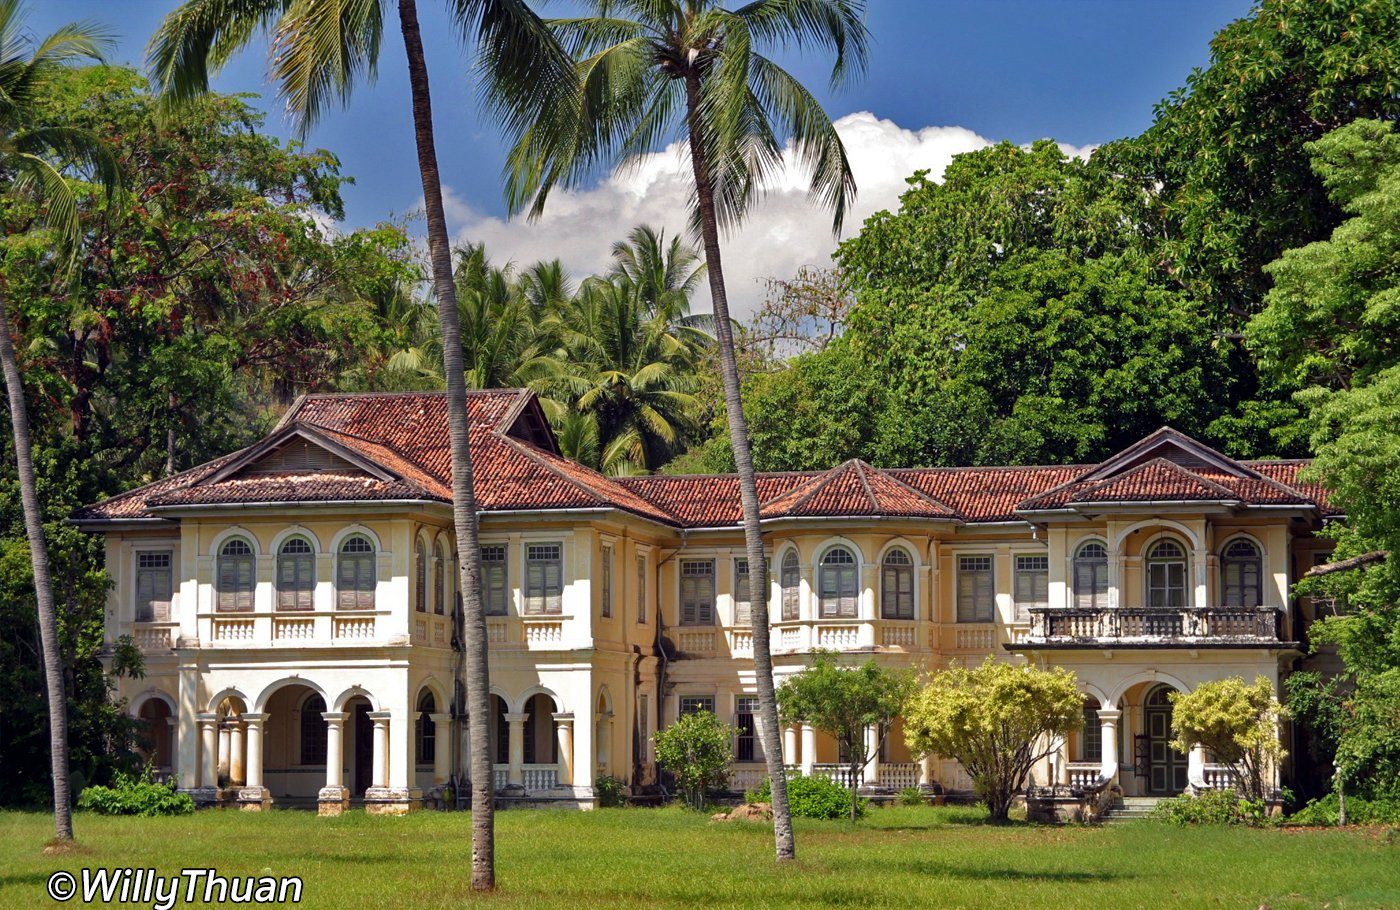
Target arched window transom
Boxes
[780,551,800,621]
[277,537,315,611]
[337,535,376,610]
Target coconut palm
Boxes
[149,0,572,889]
[505,0,869,861]
[0,0,119,844]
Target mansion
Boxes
[76,390,1335,815]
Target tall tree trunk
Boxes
[683,76,795,861]
[0,292,73,843]
[397,0,494,890]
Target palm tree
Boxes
[0,0,119,844]
[150,0,572,889]
[505,0,869,861]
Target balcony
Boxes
[1021,606,1288,648]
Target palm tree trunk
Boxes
[397,0,494,890]
[683,76,795,861]
[0,291,73,843]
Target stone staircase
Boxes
[1098,796,1163,824]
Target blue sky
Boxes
[27,0,1254,311]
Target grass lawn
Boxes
[2,806,1397,909]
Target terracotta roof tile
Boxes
[758,460,957,520]
[889,465,1086,522]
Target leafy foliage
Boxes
[777,652,915,821]
[904,659,1082,822]
[746,774,864,821]
[1149,789,1270,828]
[77,768,194,817]
[1169,676,1287,801]
[1289,792,1400,827]
[654,710,734,810]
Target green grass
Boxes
[2,806,1397,909]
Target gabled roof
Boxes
[78,403,1334,528]
[758,459,957,520]
[1016,428,1318,514]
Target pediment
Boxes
[206,426,398,485]
[1078,428,1261,483]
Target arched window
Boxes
[1146,540,1187,608]
[276,537,315,611]
[1221,539,1263,608]
[300,694,327,765]
[433,541,447,616]
[415,691,436,765]
[1073,541,1109,610]
[880,549,915,619]
[780,551,800,621]
[337,535,376,610]
[818,547,858,618]
[216,538,255,612]
[414,539,428,613]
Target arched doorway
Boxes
[1143,685,1186,795]
[345,696,374,797]
[136,697,175,777]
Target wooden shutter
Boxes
[337,537,375,610]
[680,561,714,625]
[217,542,254,612]
[734,559,751,626]
[136,552,173,623]
[781,553,800,621]
[482,546,507,615]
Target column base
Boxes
[317,786,351,817]
[364,787,422,816]
[236,786,271,811]
[182,787,223,809]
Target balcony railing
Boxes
[1024,606,1282,645]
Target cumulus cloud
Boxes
[442,112,999,317]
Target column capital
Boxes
[321,711,349,725]
[503,712,530,724]
[1097,708,1123,723]
[368,710,392,725]
[428,712,452,726]
[240,712,268,725]
[551,712,575,727]
[221,717,244,729]
[196,712,219,726]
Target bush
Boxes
[1149,789,1268,827]
[654,711,733,810]
[898,786,925,806]
[77,770,194,817]
[594,775,625,808]
[746,774,865,820]
[1289,793,1400,826]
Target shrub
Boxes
[77,770,194,817]
[654,711,733,810]
[594,775,625,808]
[1289,793,1400,826]
[898,786,925,806]
[1149,789,1268,827]
[747,774,865,820]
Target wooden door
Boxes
[353,702,373,796]
[1146,704,1187,794]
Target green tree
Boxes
[506,1,870,859]
[776,652,916,822]
[1169,676,1286,802]
[0,0,120,844]
[904,659,1082,822]
[150,0,572,890]
[653,710,734,811]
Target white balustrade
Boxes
[954,625,995,651]
[677,629,717,654]
[521,765,558,790]
[133,623,177,651]
[523,620,565,647]
[272,616,314,641]
[212,617,255,642]
[881,624,915,648]
[877,762,920,790]
[333,616,375,640]
[815,624,859,649]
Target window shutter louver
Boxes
[136,570,155,622]
[781,553,800,621]
[734,559,751,627]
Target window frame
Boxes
[1220,538,1264,608]
[299,693,328,766]
[1145,539,1188,609]
[481,544,508,616]
[956,554,995,623]
[1013,553,1049,621]
[780,550,801,621]
[734,695,764,762]
[524,542,564,615]
[600,543,613,619]
[1072,540,1109,610]
[135,549,174,623]
[679,559,716,626]
[433,540,447,616]
[678,695,716,717]
[733,557,752,626]
[415,691,437,766]
[275,536,316,612]
[818,546,859,619]
[336,534,377,611]
[636,554,648,625]
[215,538,256,613]
[880,548,915,620]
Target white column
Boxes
[430,712,452,785]
[554,713,575,787]
[242,713,266,789]
[217,722,231,783]
[863,724,880,785]
[800,724,816,776]
[505,712,527,786]
[370,711,391,788]
[323,712,347,789]
[1188,743,1207,791]
[227,720,245,786]
[783,725,797,767]
[1193,549,1209,609]
[918,754,933,787]
[1098,708,1122,784]
[197,713,219,789]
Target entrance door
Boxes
[352,702,373,796]
[1145,687,1186,795]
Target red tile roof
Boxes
[758,460,957,520]
[78,397,1332,528]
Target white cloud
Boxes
[441,113,1000,317]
